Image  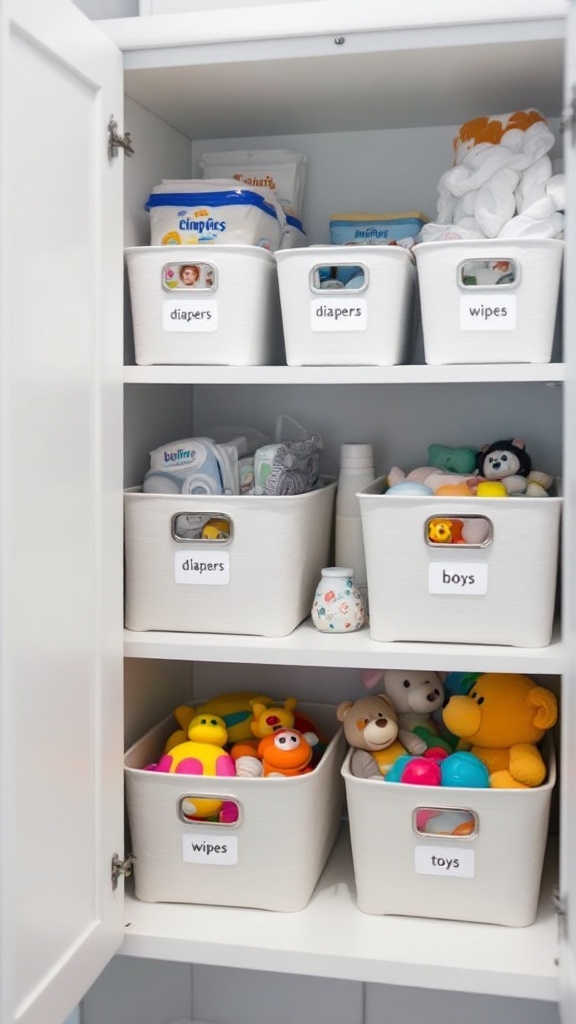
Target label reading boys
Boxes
[428,563,488,595]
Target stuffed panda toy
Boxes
[476,438,552,496]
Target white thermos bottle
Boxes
[334,443,375,606]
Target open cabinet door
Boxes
[560,1,576,1021]
[0,2,125,1024]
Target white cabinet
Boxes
[2,1,576,1023]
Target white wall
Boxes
[81,957,561,1024]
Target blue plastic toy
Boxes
[440,751,490,788]
[385,749,489,788]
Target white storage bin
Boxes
[124,479,336,637]
[124,245,284,366]
[414,238,564,364]
[358,479,561,646]
[275,245,416,366]
[125,702,346,910]
[342,740,555,926]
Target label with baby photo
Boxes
[163,300,218,332]
[310,298,368,331]
[429,563,487,595]
[460,294,516,330]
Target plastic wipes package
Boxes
[199,149,307,219]
[146,178,285,250]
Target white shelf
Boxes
[98,3,564,137]
[102,6,565,137]
[123,364,566,386]
[124,618,564,673]
[120,826,559,1002]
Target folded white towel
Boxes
[422,110,563,241]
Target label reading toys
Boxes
[310,297,368,331]
[460,294,516,330]
[175,548,230,585]
[163,299,218,332]
[415,845,475,878]
[183,834,238,865]
[428,563,487,595]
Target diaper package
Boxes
[143,418,322,498]
[330,211,428,248]
[146,178,286,250]
[143,437,239,495]
[280,213,308,249]
[199,149,307,219]
[253,436,322,495]
[328,211,427,283]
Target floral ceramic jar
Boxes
[311,567,365,633]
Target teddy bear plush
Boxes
[442,672,557,788]
[475,438,553,497]
[361,669,448,754]
[336,694,407,779]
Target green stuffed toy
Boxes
[428,443,477,475]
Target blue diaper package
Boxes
[330,210,428,246]
[329,211,428,283]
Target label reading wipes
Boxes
[163,299,218,332]
[429,563,487,595]
[183,834,238,865]
[310,297,367,331]
[175,548,230,585]
[415,845,475,878]
[460,294,516,330]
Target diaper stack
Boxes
[124,109,565,369]
[124,417,337,637]
[125,148,308,365]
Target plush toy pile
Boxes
[386,438,553,500]
[144,691,327,822]
[340,671,557,795]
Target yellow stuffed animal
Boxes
[442,672,557,789]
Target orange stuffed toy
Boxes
[442,673,557,789]
[258,728,318,777]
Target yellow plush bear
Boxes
[442,673,557,789]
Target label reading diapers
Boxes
[415,845,475,878]
[163,299,218,332]
[183,834,238,865]
[429,563,487,595]
[175,549,230,585]
[310,297,367,331]
[460,294,516,330]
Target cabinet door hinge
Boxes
[111,853,136,891]
[553,886,567,952]
[560,88,576,139]
[107,116,134,159]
